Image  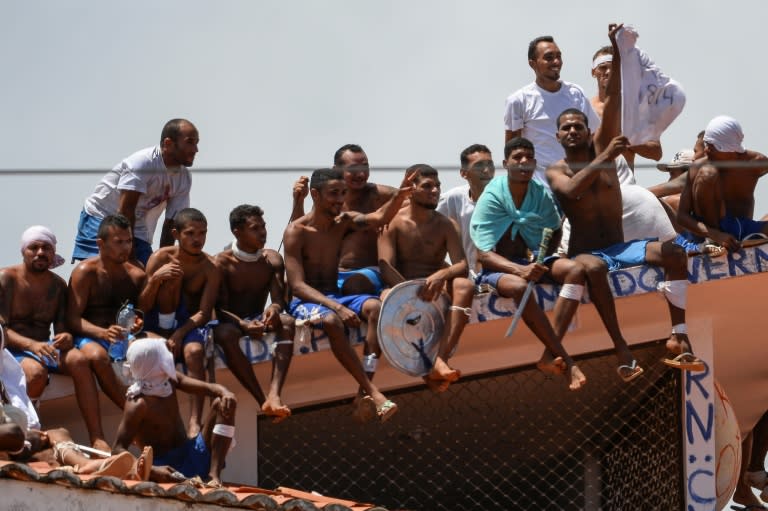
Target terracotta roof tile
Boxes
[0,460,388,510]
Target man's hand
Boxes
[166,332,184,359]
[51,332,73,351]
[218,389,236,419]
[29,341,59,365]
[608,23,623,45]
[519,263,548,283]
[239,318,266,339]
[602,135,631,161]
[420,274,445,302]
[293,176,309,202]
[709,230,740,252]
[153,258,183,283]
[333,304,360,328]
[262,304,281,332]
[101,324,127,343]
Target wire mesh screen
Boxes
[257,341,683,511]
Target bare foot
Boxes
[429,357,460,382]
[150,465,187,483]
[423,375,450,393]
[567,365,587,391]
[92,438,112,455]
[537,351,566,376]
[262,396,291,424]
[129,446,153,481]
[85,451,136,477]
[351,395,376,424]
[665,333,690,355]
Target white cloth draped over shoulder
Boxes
[617,25,686,145]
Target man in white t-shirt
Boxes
[72,119,199,265]
[504,36,600,189]
[437,144,495,275]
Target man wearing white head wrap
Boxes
[1,227,112,453]
[20,226,65,269]
[677,115,768,251]
[113,336,237,486]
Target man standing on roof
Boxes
[504,35,600,189]
[72,118,199,266]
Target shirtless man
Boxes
[650,131,705,211]
[1,226,114,451]
[547,104,703,371]
[677,115,768,252]
[291,144,397,295]
[140,208,220,437]
[471,138,596,389]
[114,337,236,486]
[284,168,410,423]
[437,144,495,275]
[589,44,661,167]
[378,164,474,392]
[213,204,293,423]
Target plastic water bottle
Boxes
[109,303,135,361]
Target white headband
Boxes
[592,54,613,70]
[20,225,65,269]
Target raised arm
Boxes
[547,136,630,200]
[594,23,623,154]
[290,176,309,222]
[343,172,414,230]
[377,221,406,288]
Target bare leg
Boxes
[324,313,391,410]
[734,429,766,508]
[359,298,382,380]
[201,396,237,486]
[19,358,48,400]
[426,278,474,391]
[61,348,110,452]
[213,323,267,404]
[575,254,637,369]
[183,341,206,438]
[80,342,126,410]
[261,314,294,422]
[50,428,135,477]
[496,274,585,390]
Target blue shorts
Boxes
[8,344,60,374]
[337,267,384,294]
[72,210,153,265]
[588,239,650,271]
[154,432,211,479]
[476,253,559,288]
[145,300,209,347]
[288,293,378,323]
[74,336,111,353]
[720,215,768,241]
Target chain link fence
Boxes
[257,341,682,510]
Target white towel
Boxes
[0,349,41,431]
[126,338,177,399]
[617,25,686,145]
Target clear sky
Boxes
[2,0,766,279]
